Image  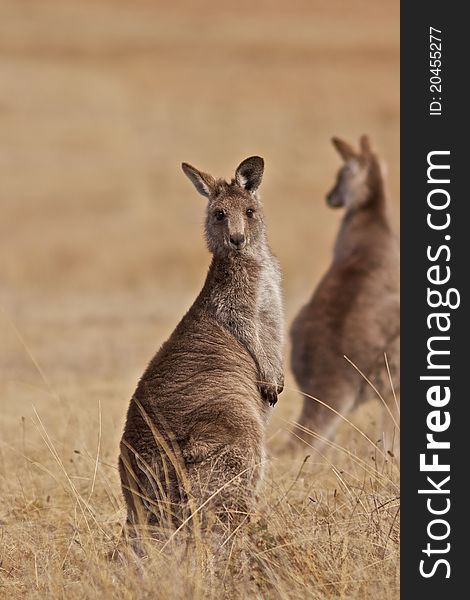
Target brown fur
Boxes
[290,136,399,452]
[119,157,284,541]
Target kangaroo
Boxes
[290,135,399,453]
[119,156,284,541]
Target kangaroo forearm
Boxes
[257,319,284,384]
[236,328,274,384]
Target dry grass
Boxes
[0,0,399,597]
[0,375,399,599]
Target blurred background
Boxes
[0,0,399,455]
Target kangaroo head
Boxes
[327,135,384,211]
[182,156,266,256]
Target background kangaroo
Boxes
[290,135,399,453]
[119,156,284,539]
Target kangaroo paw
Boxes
[259,383,278,406]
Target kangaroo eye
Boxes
[246,208,254,218]
[215,210,225,221]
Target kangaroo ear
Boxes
[181,163,215,198]
[331,137,358,162]
[359,134,372,156]
[235,156,264,193]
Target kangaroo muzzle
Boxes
[229,233,246,250]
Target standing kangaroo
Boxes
[119,157,284,539]
[290,135,399,453]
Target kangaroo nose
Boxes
[229,233,245,249]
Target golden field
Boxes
[0,1,399,598]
